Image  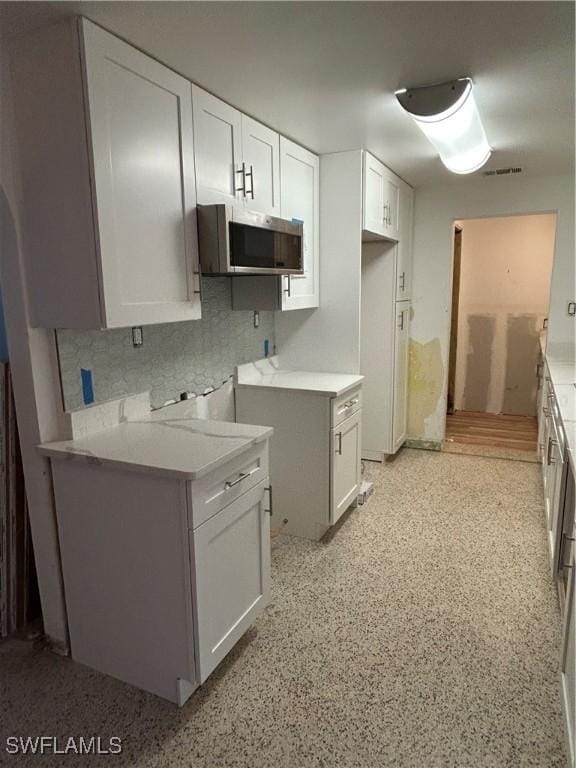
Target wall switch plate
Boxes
[568,301,576,317]
[132,327,143,346]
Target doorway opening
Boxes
[444,213,557,459]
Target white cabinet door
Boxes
[330,410,361,524]
[395,184,414,300]
[191,481,270,683]
[82,20,201,327]
[363,152,386,237]
[241,115,280,216]
[192,85,243,206]
[560,540,575,767]
[280,138,320,310]
[383,170,401,241]
[392,301,410,453]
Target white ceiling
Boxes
[1,1,574,187]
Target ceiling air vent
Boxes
[483,167,523,177]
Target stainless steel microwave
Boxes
[197,204,304,276]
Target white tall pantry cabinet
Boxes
[12,18,201,329]
[276,150,414,460]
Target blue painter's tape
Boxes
[264,339,270,358]
[81,368,94,406]
[291,217,304,225]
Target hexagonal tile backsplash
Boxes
[56,278,275,412]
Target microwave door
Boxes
[229,222,302,274]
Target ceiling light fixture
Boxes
[395,78,491,175]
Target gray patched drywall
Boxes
[462,314,495,412]
[57,277,275,411]
[503,314,540,416]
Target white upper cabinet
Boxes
[14,18,201,329]
[363,152,386,237]
[230,137,320,312]
[192,86,243,207]
[362,151,401,242]
[384,172,401,241]
[192,87,280,216]
[279,138,320,310]
[83,22,201,328]
[241,115,281,216]
[395,183,414,300]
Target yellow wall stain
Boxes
[407,338,444,438]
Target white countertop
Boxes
[543,345,576,470]
[553,384,576,422]
[235,357,364,397]
[547,361,576,387]
[39,414,273,480]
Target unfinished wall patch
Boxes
[503,314,540,415]
[462,314,495,412]
[407,338,444,438]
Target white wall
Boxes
[454,214,556,415]
[409,173,574,445]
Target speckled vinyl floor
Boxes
[0,449,568,767]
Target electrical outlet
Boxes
[132,326,143,346]
[568,301,576,317]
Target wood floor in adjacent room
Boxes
[0,450,566,768]
[446,411,538,452]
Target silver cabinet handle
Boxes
[193,263,203,298]
[398,311,404,330]
[344,398,359,408]
[336,432,343,455]
[283,275,291,297]
[543,407,551,416]
[547,438,558,466]
[383,203,389,225]
[245,164,255,199]
[399,271,406,291]
[225,471,250,488]
[265,485,273,516]
[235,162,246,195]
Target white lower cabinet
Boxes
[331,410,362,524]
[235,371,363,541]
[561,533,575,767]
[49,443,271,704]
[191,481,270,682]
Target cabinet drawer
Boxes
[332,387,362,427]
[188,442,269,529]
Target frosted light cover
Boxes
[412,83,491,174]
